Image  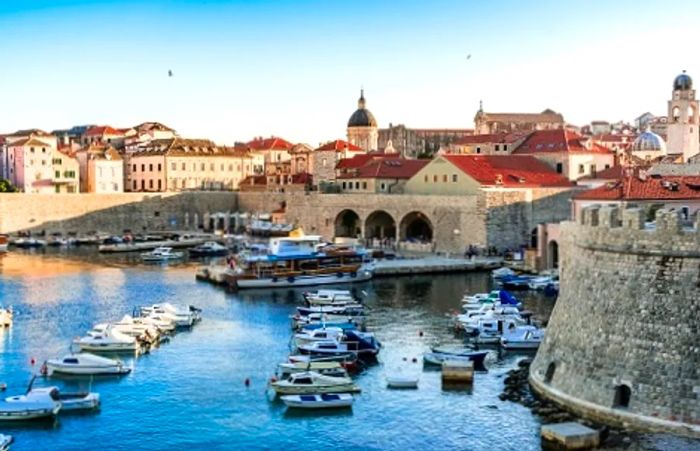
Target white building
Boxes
[76,145,124,193]
[666,71,699,162]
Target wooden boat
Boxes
[280,393,354,409]
[224,233,374,290]
[271,371,360,395]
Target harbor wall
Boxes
[530,205,700,437]
[0,192,236,235]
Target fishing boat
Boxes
[276,361,348,379]
[0,434,12,450]
[0,390,60,421]
[462,290,522,310]
[189,241,229,257]
[500,325,545,350]
[43,353,131,376]
[293,327,345,347]
[0,235,8,253]
[290,312,364,330]
[140,247,184,262]
[499,275,535,291]
[271,371,360,395]
[73,326,143,352]
[0,307,12,327]
[280,393,354,409]
[224,231,374,290]
[288,354,360,373]
[386,375,419,389]
[7,387,99,412]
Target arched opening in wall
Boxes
[688,106,696,123]
[365,210,396,241]
[613,384,631,409]
[334,209,361,238]
[544,362,556,384]
[530,227,538,249]
[673,106,681,122]
[548,240,559,268]
[399,211,433,243]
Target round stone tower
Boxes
[530,205,700,437]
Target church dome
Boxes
[632,128,666,152]
[347,90,377,128]
[673,71,693,91]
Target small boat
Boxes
[288,354,360,373]
[527,276,555,290]
[500,325,545,350]
[280,393,354,409]
[386,375,419,389]
[0,434,12,450]
[294,327,345,347]
[43,353,131,376]
[271,371,360,395]
[140,303,200,328]
[0,235,8,253]
[0,389,60,421]
[303,290,356,306]
[47,235,71,247]
[7,387,99,412]
[277,361,348,379]
[189,241,229,257]
[296,304,364,317]
[12,238,46,249]
[140,247,184,262]
[499,275,535,291]
[423,349,489,368]
[491,267,516,279]
[298,330,380,358]
[73,326,143,352]
[291,312,364,330]
[0,307,12,327]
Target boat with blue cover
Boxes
[280,393,354,409]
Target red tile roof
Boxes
[85,126,124,137]
[442,155,573,187]
[336,153,378,170]
[514,129,613,155]
[9,138,51,147]
[454,133,525,145]
[315,140,362,152]
[575,175,700,201]
[246,136,293,151]
[338,158,428,180]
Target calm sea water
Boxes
[0,249,555,451]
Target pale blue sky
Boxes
[1,0,699,145]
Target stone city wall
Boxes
[530,205,700,437]
[0,192,236,235]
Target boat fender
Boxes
[350,272,357,278]
[287,276,295,283]
[337,272,343,278]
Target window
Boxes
[433,175,438,182]
[380,183,386,191]
[141,180,145,190]
[424,175,428,182]
[30,147,35,153]
[578,164,585,174]
[182,163,186,170]
[605,164,610,169]
[149,180,153,189]
[171,162,176,171]
[55,170,60,178]
[503,145,508,152]
[42,148,46,153]
[590,164,597,176]
[141,164,145,172]
[362,182,367,189]
[556,163,563,174]
[41,160,46,166]
[157,180,162,190]
[133,164,137,172]
[355,181,360,189]
[613,385,631,409]
[342,182,347,189]
[452,174,458,182]
[476,147,481,154]
[210,163,215,171]
[495,145,500,151]
[149,164,153,172]
[201,163,205,171]
[158,164,162,172]
[544,362,556,383]
[132,180,137,190]
[443,174,447,182]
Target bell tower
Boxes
[666,70,699,161]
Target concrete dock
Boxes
[541,422,600,450]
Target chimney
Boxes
[495,174,503,185]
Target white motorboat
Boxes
[141,314,177,332]
[491,267,516,279]
[386,375,419,389]
[140,303,200,328]
[93,319,160,344]
[0,389,60,421]
[12,238,46,249]
[276,361,348,379]
[0,434,12,450]
[188,241,229,257]
[303,289,356,306]
[140,247,184,262]
[462,290,501,304]
[0,307,12,327]
[0,235,8,253]
[73,326,142,352]
[271,371,360,395]
[280,393,354,409]
[460,315,529,344]
[298,331,380,358]
[43,353,131,376]
[7,387,99,412]
[293,327,345,347]
[500,325,545,350]
[527,276,555,290]
[291,312,364,330]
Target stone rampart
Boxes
[530,205,700,437]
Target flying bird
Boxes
[466,54,471,60]
[168,70,173,77]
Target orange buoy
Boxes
[270,377,277,383]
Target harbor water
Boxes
[0,249,555,450]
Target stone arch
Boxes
[688,105,696,123]
[399,211,433,242]
[672,106,681,122]
[334,209,362,238]
[613,384,631,409]
[548,240,559,269]
[365,210,396,240]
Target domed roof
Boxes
[632,128,666,153]
[347,90,377,128]
[673,71,693,91]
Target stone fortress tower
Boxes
[530,205,700,436]
[347,89,378,151]
[666,71,699,162]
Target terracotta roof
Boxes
[134,122,174,132]
[442,155,573,188]
[315,140,362,152]
[32,179,54,187]
[453,133,526,145]
[85,126,124,137]
[9,138,51,147]
[338,158,428,180]
[79,144,122,161]
[514,129,613,155]
[130,138,246,157]
[247,136,293,151]
[592,133,636,143]
[579,165,625,180]
[575,175,700,201]
[8,129,51,137]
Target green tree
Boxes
[0,179,17,193]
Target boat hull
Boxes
[46,363,130,376]
[423,351,488,368]
[232,270,372,289]
[0,406,59,421]
[386,377,419,389]
[280,394,354,409]
[272,383,360,395]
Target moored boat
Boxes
[271,371,360,395]
[0,307,12,327]
[276,361,348,379]
[0,235,8,253]
[293,327,345,347]
[7,387,99,412]
[0,434,12,450]
[43,353,131,376]
[280,393,354,409]
[12,238,46,249]
[500,325,545,350]
[73,326,143,353]
[140,247,184,262]
[423,348,489,368]
[386,375,419,389]
[189,241,229,257]
[0,390,60,421]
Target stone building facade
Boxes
[474,108,564,135]
[377,124,473,158]
[530,205,700,437]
